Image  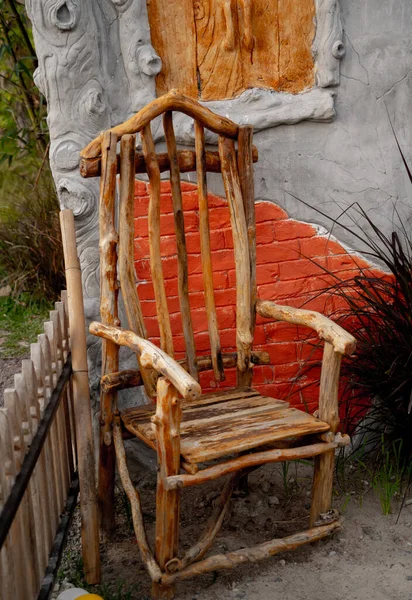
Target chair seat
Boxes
[121,387,330,464]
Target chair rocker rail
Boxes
[161,520,341,585]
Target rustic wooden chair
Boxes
[80,90,356,599]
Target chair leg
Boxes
[309,449,335,527]
[152,378,181,600]
[98,434,116,536]
[151,478,180,599]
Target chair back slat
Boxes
[119,134,157,397]
[236,125,256,386]
[163,111,198,380]
[195,121,225,382]
[141,123,175,357]
[218,136,253,382]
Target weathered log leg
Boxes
[310,343,341,526]
[152,378,181,600]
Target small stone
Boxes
[362,525,381,541]
[407,576,412,581]
[329,551,337,557]
[279,559,286,567]
[275,577,283,583]
[53,583,60,592]
[260,481,270,493]
[268,495,280,506]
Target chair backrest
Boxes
[81,90,259,396]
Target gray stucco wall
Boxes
[251,1,412,253]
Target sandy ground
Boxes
[58,460,412,600]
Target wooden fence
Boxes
[0,210,101,600]
[0,295,78,599]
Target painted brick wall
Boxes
[133,180,384,415]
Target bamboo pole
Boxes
[60,209,101,584]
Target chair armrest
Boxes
[89,322,202,400]
[256,299,356,356]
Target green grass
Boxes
[0,294,53,358]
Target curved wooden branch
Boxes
[89,322,201,400]
[165,472,239,573]
[113,419,162,582]
[80,90,239,159]
[164,442,339,490]
[256,299,356,356]
[161,521,341,584]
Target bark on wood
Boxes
[164,111,198,380]
[97,130,119,536]
[161,521,340,584]
[152,378,181,599]
[60,209,101,583]
[195,121,224,382]
[141,123,174,358]
[80,146,258,179]
[118,134,157,397]
[218,136,252,377]
[165,472,239,573]
[113,418,162,582]
[310,342,342,527]
[89,322,201,400]
[102,352,270,393]
[81,90,240,159]
[256,300,357,355]
[164,441,339,490]
[237,125,256,387]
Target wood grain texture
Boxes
[237,125,256,386]
[118,135,157,397]
[195,121,224,382]
[145,1,315,101]
[310,342,342,527]
[163,112,198,380]
[89,322,201,401]
[256,299,356,355]
[80,146,258,179]
[81,90,239,159]
[60,210,101,583]
[161,521,340,584]
[146,0,197,98]
[152,378,181,599]
[141,123,174,358]
[113,418,162,582]
[97,130,119,536]
[218,136,252,376]
[165,441,340,490]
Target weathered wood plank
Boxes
[164,111,198,380]
[195,121,224,382]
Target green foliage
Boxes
[0,0,63,298]
[372,439,410,516]
[0,293,53,357]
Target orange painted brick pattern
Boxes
[131,180,386,409]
